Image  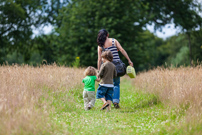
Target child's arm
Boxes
[98,64,104,78]
[96,77,100,82]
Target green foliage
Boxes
[135,30,164,70]
[54,0,149,67]
[143,0,202,31]
[0,0,67,63]
[191,29,202,64]
[143,0,202,66]
[52,0,202,69]
[72,57,80,68]
[1,0,202,70]
[171,46,189,66]
[51,0,167,70]
[5,51,24,64]
[160,34,190,66]
[1,0,43,46]
[156,30,202,67]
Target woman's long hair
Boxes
[97,29,108,47]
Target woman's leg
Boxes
[113,77,120,104]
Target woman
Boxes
[97,29,133,108]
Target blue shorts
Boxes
[96,85,114,101]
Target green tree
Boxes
[33,34,59,64]
[133,30,164,70]
[54,0,202,69]
[190,29,202,64]
[158,34,191,66]
[2,0,201,70]
[170,46,189,66]
[55,0,151,68]
[156,28,202,67]
[143,0,202,65]
[0,0,68,64]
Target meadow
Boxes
[0,64,201,134]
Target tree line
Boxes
[1,0,202,71]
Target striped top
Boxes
[103,38,120,61]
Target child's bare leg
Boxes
[106,100,111,111]
[100,98,107,103]
[100,98,110,110]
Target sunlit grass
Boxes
[45,78,184,134]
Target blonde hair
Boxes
[101,50,113,62]
[84,66,97,76]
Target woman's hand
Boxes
[128,60,133,67]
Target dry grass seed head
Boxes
[133,65,202,120]
[0,64,85,134]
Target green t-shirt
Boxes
[82,76,97,91]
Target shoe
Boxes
[88,104,91,110]
[113,103,120,109]
[100,103,109,110]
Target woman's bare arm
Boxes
[97,46,102,70]
[115,39,133,67]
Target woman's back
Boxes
[103,38,113,48]
[103,38,120,61]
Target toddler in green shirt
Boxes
[82,66,100,110]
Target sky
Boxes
[146,24,181,39]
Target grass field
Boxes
[45,79,182,135]
[0,65,201,134]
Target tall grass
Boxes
[133,65,202,133]
[0,64,84,134]
[1,64,202,134]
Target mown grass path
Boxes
[48,78,183,135]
